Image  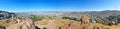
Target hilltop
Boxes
[1,10,120,29]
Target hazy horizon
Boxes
[1,9,120,13]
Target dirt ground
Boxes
[1,19,120,29]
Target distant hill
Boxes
[16,10,120,19]
[0,11,16,20]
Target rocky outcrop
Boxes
[60,21,82,29]
[35,19,84,29]
[7,19,36,29]
[18,19,36,29]
[69,21,82,29]
[81,15,90,24]
[46,20,58,29]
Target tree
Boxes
[31,15,45,21]
[62,16,71,19]
[62,16,78,21]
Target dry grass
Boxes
[0,19,17,27]
[31,18,120,29]
[1,18,120,29]
[87,23,120,29]
[34,18,72,27]
[0,20,9,27]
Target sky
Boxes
[0,0,120,12]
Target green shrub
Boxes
[31,15,45,21]
[62,16,78,21]
[62,16,71,19]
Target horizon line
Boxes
[0,9,120,13]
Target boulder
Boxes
[81,15,90,24]
[19,19,36,29]
[34,21,43,29]
[46,20,58,29]
[60,25,69,29]
[69,21,82,29]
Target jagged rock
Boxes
[19,19,36,29]
[7,19,36,29]
[60,24,69,29]
[69,21,82,29]
[34,21,43,29]
[81,15,90,24]
[46,20,58,29]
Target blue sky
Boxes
[0,0,120,12]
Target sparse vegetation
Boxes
[1,10,120,29]
[31,15,45,21]
[62,16,79,21]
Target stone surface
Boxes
[61,25,69,29]
[7,19,36,29]
[34,21,43,29]
[81,15,90,24]
[46,20,58,29]
[70,21,82,29]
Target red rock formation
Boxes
[34,21,43,29]
[60,25,69,29]
[7,19,36,29]
[81,15,90,24]
[46,20,58,29]
[70,21,82,29]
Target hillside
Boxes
[0,10,120,29]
